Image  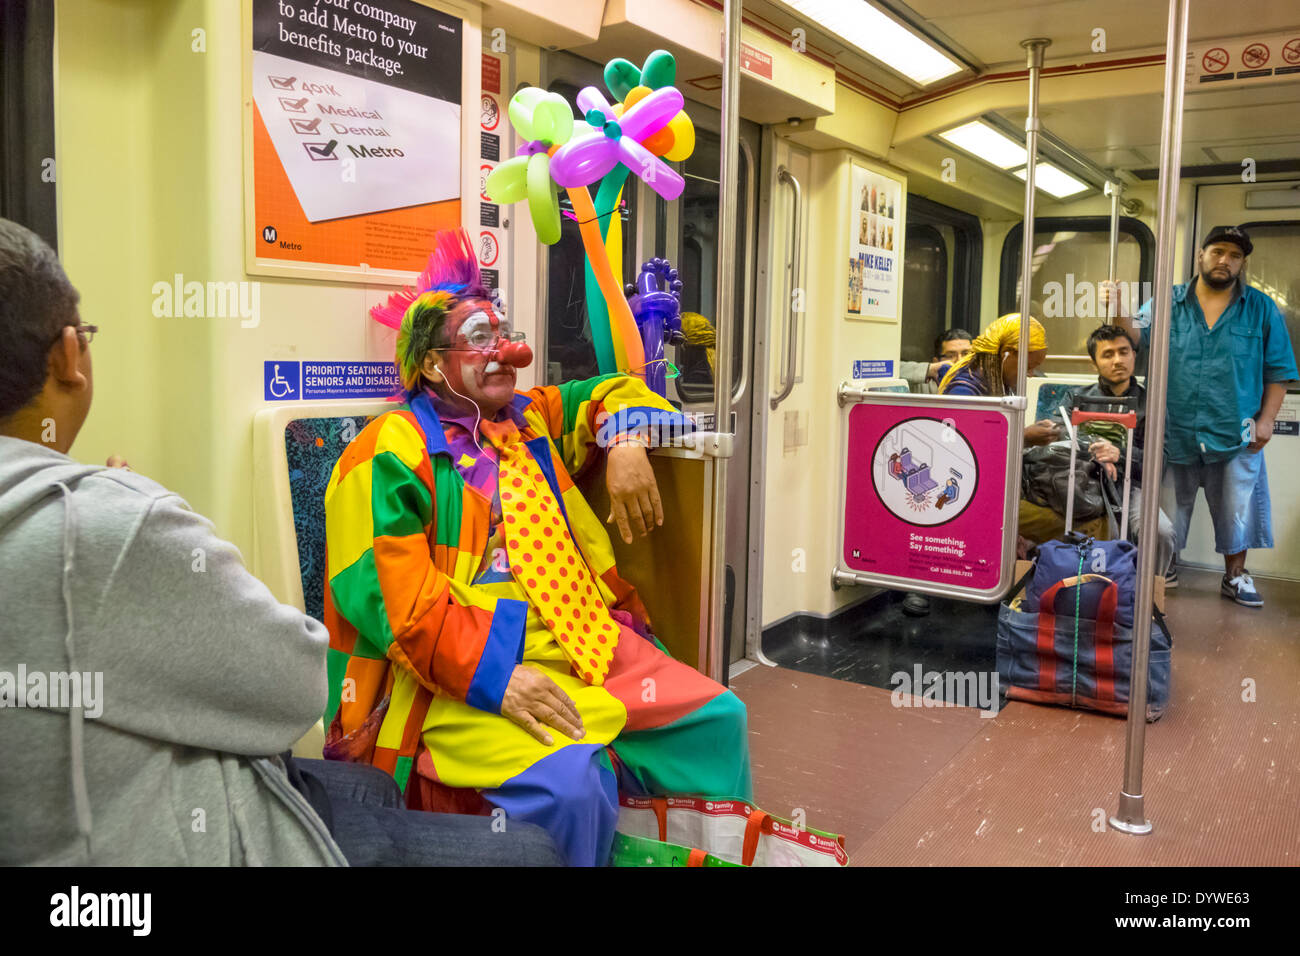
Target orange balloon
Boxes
[643,127,674,156]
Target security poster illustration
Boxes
[250,0,463,272]
[873,418,977,526]
[846,164,901,319]
[843,404,1010,592]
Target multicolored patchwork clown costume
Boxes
[322,230,751,865]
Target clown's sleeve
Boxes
[324,412,526,715]
[520,373,696,479]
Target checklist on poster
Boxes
[252,0,462,223]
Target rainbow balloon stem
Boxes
[627,257,683,397]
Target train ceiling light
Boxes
[780,0,963,87]
[1014,162,1090,199]
[937,120,1028,169]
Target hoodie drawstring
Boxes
[54,482,93,862]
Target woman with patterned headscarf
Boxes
[938,314,1061,448]
[938,313,1047,397]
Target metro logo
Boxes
[347,144,407,158]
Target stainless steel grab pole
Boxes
[1005,37,1049,567]
[706,0,741,683]
[770,167,801,411]
[1015,38,1049,397]
[1106,180,1122,319]
[1109,0,1188,836]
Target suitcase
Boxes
[997,395,1173,721]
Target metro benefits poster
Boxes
[250,0,463,274]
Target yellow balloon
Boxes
[623,85,652,108]
[663,112,696,162]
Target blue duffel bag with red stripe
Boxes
[996,537,1172,722]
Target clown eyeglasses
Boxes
[441,328,528,352]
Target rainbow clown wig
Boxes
[369,228,495,395]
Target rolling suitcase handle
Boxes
[1063,404,1138,538]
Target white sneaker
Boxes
[1221,571,1263,608]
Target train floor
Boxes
[734,568,1299,865]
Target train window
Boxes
[903,196,982,363]
[902,225,949,363]
[671,126,749,405]
[542,79,641,385]
[999,217,1155,357]
[1239,220,1300,369]
[0,0,58,249]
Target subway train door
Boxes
[539,51,763,670]
[660,101,762,668]
[1178,181,1300,580]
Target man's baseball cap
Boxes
[1202,225,1253,256]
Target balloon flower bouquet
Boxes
[485,50,696,398]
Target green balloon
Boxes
[640,50,676,90]
[484,155,529,205]
[526,152,561,246]
[604,58,641,101]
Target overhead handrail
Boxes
[770,165,802,411]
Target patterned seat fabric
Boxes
[284,416,377,622]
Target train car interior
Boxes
[2,0,1297,878]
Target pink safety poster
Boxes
[843,402,1010,592]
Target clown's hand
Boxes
[605,442,664,544]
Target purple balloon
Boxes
[550,86,686,198]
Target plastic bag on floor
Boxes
[611,796,849,867]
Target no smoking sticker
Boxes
[1283,38,1300,64]
[1241,43,1269,68]
[1202,47,1228,72]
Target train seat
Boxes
[252,401,393,758]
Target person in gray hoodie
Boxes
[0,217,561,866]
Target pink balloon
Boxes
[550,133,620,188]
[575,86,615,122]
[618,87,683,142]
[618,136,684,200]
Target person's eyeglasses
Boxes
[443,328,527,352]
[51,324,98,346]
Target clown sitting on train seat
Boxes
[322,229,752,866]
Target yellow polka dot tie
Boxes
[483,421,618,685]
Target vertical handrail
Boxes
[1015,38,1049,397]
[731,137,758,405]
[1110,0,1188,837]
[769,166,802,411]
[1006,38,1050,575]
[706,0,742,683]
[1106,180,1122,319]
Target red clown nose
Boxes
[496,341,533,368]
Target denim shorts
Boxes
[1169,451,1272,554]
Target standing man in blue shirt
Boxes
[1107,225,1298,607]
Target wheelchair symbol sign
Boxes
[264,361,300,401]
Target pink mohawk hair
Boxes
[369,228,489,329]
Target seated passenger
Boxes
[1057,323,1177,580]
[322,229,752,867]
[0,218,560,866]
[900,327,975,395]
[937,314,1108,546]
